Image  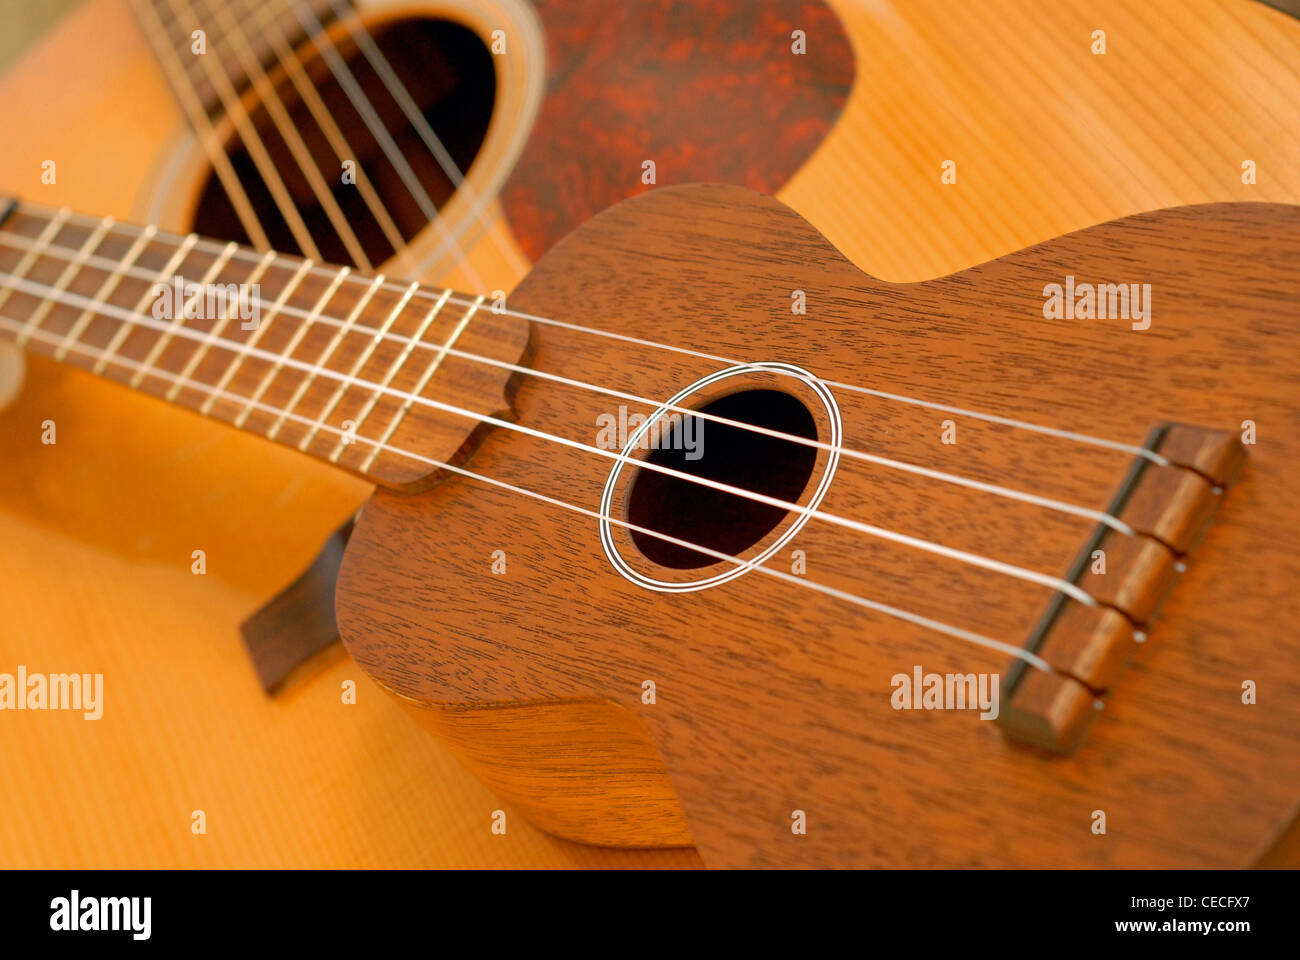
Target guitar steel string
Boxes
[160,0,326,262]
[138,0,530,290]
[131,0,451,283]
[210,0,420,276]
[166,0,368,268]
[126,0,270,251]
[311,0,533,276]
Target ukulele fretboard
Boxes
[0,200,531,487]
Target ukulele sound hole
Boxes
[627,389,819,569]
[189,17,495,268]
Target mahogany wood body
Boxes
[341,184,1300,866]
[2,0,1300,867]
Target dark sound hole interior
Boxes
[190,18,495,268]
[627,389,820,570]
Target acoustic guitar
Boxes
[2,179,1299,867]
[1,0,1298,868]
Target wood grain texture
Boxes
[1,0,1299,868]
[779,0,1300,283]
[398,697,694,846]
[339,184,1300,866]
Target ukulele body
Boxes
[340,184,1300,867]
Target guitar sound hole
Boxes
[627,389,819,570]
[189,17,495,268]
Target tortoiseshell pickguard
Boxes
[499,0,854,261]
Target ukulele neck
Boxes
[0,199,531,488]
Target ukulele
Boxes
[2,0,1299,868]
[1,185,1297,868]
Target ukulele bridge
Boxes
[996,422,1248,753]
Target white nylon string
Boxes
[0,268,1099,608]
[21,202,1172,468]
[0,227,1140,537]
[0,308,1054,674]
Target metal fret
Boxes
[301,280,419,453]
[94,233,198,376]
[129,240,238,388]
[359,291,479,473]
[264,273,385,441]
[327,285,450,463]
[0,207,72,318]
[203,256,315,416]
[14,215,115,348]
[54,225,156,361]
[166,248,276,401]
[237,264,353,430]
